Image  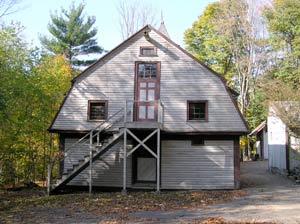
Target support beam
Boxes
[156,128,160,193]
[126,129,158,158]
[96,132,100,146]
[127,129,158,157]
[47,164,51,195]
[89,132,93,195]
[124,102,127,123]
[122,128,127,194]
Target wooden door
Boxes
[135,62,160,121]
[137,157,156,182]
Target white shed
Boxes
[249,121,268,160]
[267,104,300,174]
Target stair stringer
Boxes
[51,130,124,193]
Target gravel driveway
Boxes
[128,161,300,224]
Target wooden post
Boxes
[130,101,134,122]
[96,132,100,146]
[156,128,160,193]
[122,128,127,194]
[89,132,93,195]
[124,102,127,123]
[47,164,51,195]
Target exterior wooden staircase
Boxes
[48,100,164,194]
[51,131,124,193]
[50,108,125,194]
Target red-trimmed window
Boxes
[138,63,157,78]
[140,46,157,56]
[88,100,108,120]
[187,101,208,121]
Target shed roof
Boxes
[249,120,267,136]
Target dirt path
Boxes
[1,161,299,223]
[128,161,300,224]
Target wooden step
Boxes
[51,129,124,193]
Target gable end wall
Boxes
[51,28,247,134]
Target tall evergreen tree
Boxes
[40,2,103,67]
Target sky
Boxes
[4,0,215,51]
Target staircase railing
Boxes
[48,107,128,190]
[62,99,164,158]
[63,107,125,157]
[124,99,164,123]
[47,99,164,194]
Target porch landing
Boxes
[124,122,163,130]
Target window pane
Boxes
[138,63,157,78]
[148,82,155,88]
[139,105,146,119]
[141,48,155,56]
[191,139,205,146]
[140,82,146,88]
[148,89,155,101]
[90,102,106,120]
[139,89,147,101]
[188,102,206,120]
[148,106,155,119]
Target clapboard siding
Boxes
[268,108,287,171]
[64,138,132,187]
[161,140,234,189]
[289,135,300,170]
[51,27,247,133]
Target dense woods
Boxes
[0,23,72,186]
[184,0,300,130]
[1,0,300,187]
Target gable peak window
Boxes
[140,46,157,56]
[187,101,208,121]
[88,100,107,120]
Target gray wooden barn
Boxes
[48,24,248,193]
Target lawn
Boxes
[0,188,247,223]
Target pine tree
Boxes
[40,2,103,67]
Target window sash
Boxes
[188,101,207,121]
[140,47,156,56]
[138,63,157,78]
[88,101,107,120]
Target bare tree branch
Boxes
[213,0,269,115]
[116,0,158,40]
[0,0,23,19]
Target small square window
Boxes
[88,101,107,120]
[140,47,157,56]
[187,101,208,121]
[191,138,205,146]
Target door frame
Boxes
[134,61,161,121]
[132,154,157,183]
